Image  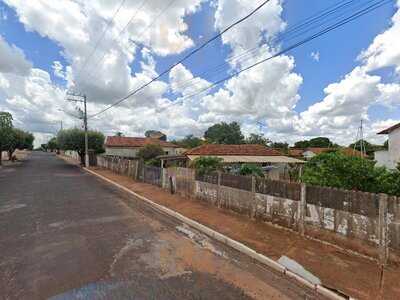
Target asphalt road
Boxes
[0,152,318,299]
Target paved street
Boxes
[0,152,316,299]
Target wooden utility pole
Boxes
[66,91,89,167]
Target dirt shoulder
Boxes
[89,167,400,300]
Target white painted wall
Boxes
[303,151,316,160]
[389,128,400,168]
[375,127,400,169]
[375,150,391,168]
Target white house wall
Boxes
[389,128,400,169]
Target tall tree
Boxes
[245,133,271,146]
[204,122,244,144]
[172,134,203,149]
[57,128,105,165]
[5,128,34,160]
[0,112,13,165]
[348,139,382,156]
[271,142,289,150]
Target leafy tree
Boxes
[57,128,105,164]
[0,112,14,165]
[137,144,164,162]
[294,137,334,148]
[47,137,58,152]
[41,144,48,151]
[245,133,271,146]
[190,156,223,176]
[4,128,34,159]
[349,139,381,156]
[114,131,123,137]
[300,152,400,194]
[239,164,264,177]
[294,140,310,148]
[172,134,203,149]
[271,142,289,150]
[308,137,332,147]
[204,122,244,144]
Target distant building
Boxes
[289,147,367,160]
[159,144,304,180]
[375,122,400,169]
[104,136,178,158]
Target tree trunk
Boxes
[78,151,85,165]
[8,150,13,161]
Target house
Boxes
[159,144,304,180]
[104,136,179,158]
[375,122,400,169]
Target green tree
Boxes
[294,137,335,148]
[245,133,271,146]
[309,137,332,147]
[0,112,14,165]
[349,139,381,156]
[294,140,310,148]
[239,164,264,177]
[4,128,34,160]
[172,134,203,149]
[204,122,244,144]
[57,128,105,164]
[190,156,223,176]
[137,144,164,166]
[47,137,58,152]
[271,142,289,150]
[302,152,380,192]
[114,131,123,137]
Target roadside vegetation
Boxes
[56,128,105,165]
[0,111,34,165]
[302,152,400,196]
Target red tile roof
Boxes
[304,147,332,154]
[185,144,282,156]
[105,136,178,148]
[288,149,304,157]
[339,147,369,158]
[377,122,400,134]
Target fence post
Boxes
[251,176,256,219]
[298,183,306,236]
[378,193,389,266]
[217,171,221,208]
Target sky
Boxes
[0,0,399,148]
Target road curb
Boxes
[84,167,349,300]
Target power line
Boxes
[168,0,392,107]
[75,0,126,82]
[170,0,375,92]
[89,0,273,118]
[80,0,148,83]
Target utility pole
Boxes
[66,91,89,167]
[353,119,366,158]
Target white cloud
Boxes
[0,35,32,76]
[310,51,320,62]
[52,61,66,79]
[359,1,400,73]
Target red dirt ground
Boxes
[89,167,400,300]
